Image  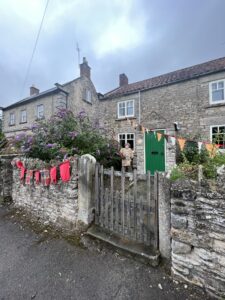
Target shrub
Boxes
[170,161,199,181]
[11,109,121,169]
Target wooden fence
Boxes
[94,165,159,250]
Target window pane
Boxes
[119,134,125,140]
[10,113,15,124]
[120,140,125,148]
[212,83,217,90]
[119,102,125,116]
[212,126,225,149]
[218,81,224,89]
[212,127,218,134]
[126,101,134,116]
[37,105,44,118]
[119,134,126,148]
[119,102,125,108]
[127,106,133,116]
[127,138,134,149]
[126,133,134,149]
[212,90,224,101]
[21,110,26,122]
[220,126,225,133]
[119,107,125,116]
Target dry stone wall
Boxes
[0,155,97,233]
[0,156,14,202]
[171,174,225,299]
[11,158,79,233]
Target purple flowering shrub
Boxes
[12,109,121,168]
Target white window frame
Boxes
[209,79,225,104]
[83,88,92,103]
[9,112,15,125]
[210,124,225,149]
[118,133,135,150]
[86,89,92,103]
[37,104,44,119]
[20,109,27,123]
[117,100,135,119]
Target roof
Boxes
[3,86,69,111]
[103,56,225,99]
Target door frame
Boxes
[144,129,167,174]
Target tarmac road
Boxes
[0,205,211,300]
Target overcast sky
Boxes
[0,0,225,107]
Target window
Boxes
[117,100,134,118]
[118,133,135,149]
[211,125,225,149]
[37,104,44,119]
[9,113,15,125]
[83,89,92,103]
[210,80,225,104]
[20,110,27,123]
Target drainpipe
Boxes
[138,90,141,125]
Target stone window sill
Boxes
[19,121,27,124]
[115,117,137,121]
[35,116,45,121]
[8,123,15,127]
[205,103,225,109]
[82,99,92,105]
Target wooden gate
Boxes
[94,165,159,250]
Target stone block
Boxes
[213,239,225,253]
[171,214,188,229]
[172,239,192,254]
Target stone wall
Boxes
[0,155,96,233]
[12,158,79,233]
[0,156,14,202]
[171,175,225,299]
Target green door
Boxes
[145,130,165,174]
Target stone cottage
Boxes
[2,57,98,137]
[99,56,225,174]
[2,56,225,174]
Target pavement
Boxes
[0,205,212,300]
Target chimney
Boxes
[119,73,128,87]
[80,57,91,79]
[30,85,39,96]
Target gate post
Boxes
[158,173,171,260]
[77,154,96,227]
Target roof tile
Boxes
[103,56,225,99]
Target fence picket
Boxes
[147,171,151,245]
[100,165,104,227]
[133,169,137,240]
[127,190,131,237]
[95,164,99,224]
[110,166,114,231]
[121,167,125,235]
[115,190,120,233]
[139,195,144,243]
[154,172,159,250]
[105,188,109,228]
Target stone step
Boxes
[86,225,160,266]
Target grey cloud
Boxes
[0,0,225,107]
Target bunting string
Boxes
[129,119,224,156]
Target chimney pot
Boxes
[80,57,91,79]
[119,73,128,87]
[30,85,39,96]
